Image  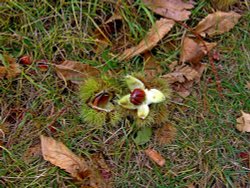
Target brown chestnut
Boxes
[130,88,146,105]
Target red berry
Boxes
[130,88,145,105]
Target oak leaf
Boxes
[55,60,100,84]
[142,0,195,21]
[119,18,175,60]
[236,111,250,133]
[193,11,241,37]
[180,37,217,64]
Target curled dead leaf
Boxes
[236,111,250,133]
[193,11,241,37]
[162,64,205,84]
[162,63,206,98]
[55,60,100,84]
[145,148,166,167]
[0,54,21,79]
[180,37,217,64]
[142,0,195,21]
[119,18,175,60]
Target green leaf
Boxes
[134,127,152,145]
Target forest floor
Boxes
[0,1,249,187]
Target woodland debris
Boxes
[180,37,217,64]
[145,148,166,166]
[142,0,195,21]
[55,60,100,84]
[193,11,241,37]
[119,18,175,60]
[236,111,250,133]
[0,54,21,79]
[40,135,109,187]
[162,63,206,98]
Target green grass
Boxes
[0,0,249,187]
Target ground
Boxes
[0,0,249,187]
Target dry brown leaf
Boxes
[145,148,166,166]
[236,111,250,133]
[55,60,100,84]
[162,63,206,98]
[40,135,90,181]
[40,135,108,188]
[0,54,21,79]
[119,18,175,60]
[180,37,217,64]
[193,11,241,37]
[155,123,176,145]
[162,64,205,84]
[143,52,163,78]
[142,0,195,21]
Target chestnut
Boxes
[130,88,146,105]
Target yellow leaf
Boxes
[55,60,100,84]
[119,18,175,60]
[236,111,250,133]
[193,11,241,37]
[40,135,90,181]
[142,0,194,21]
